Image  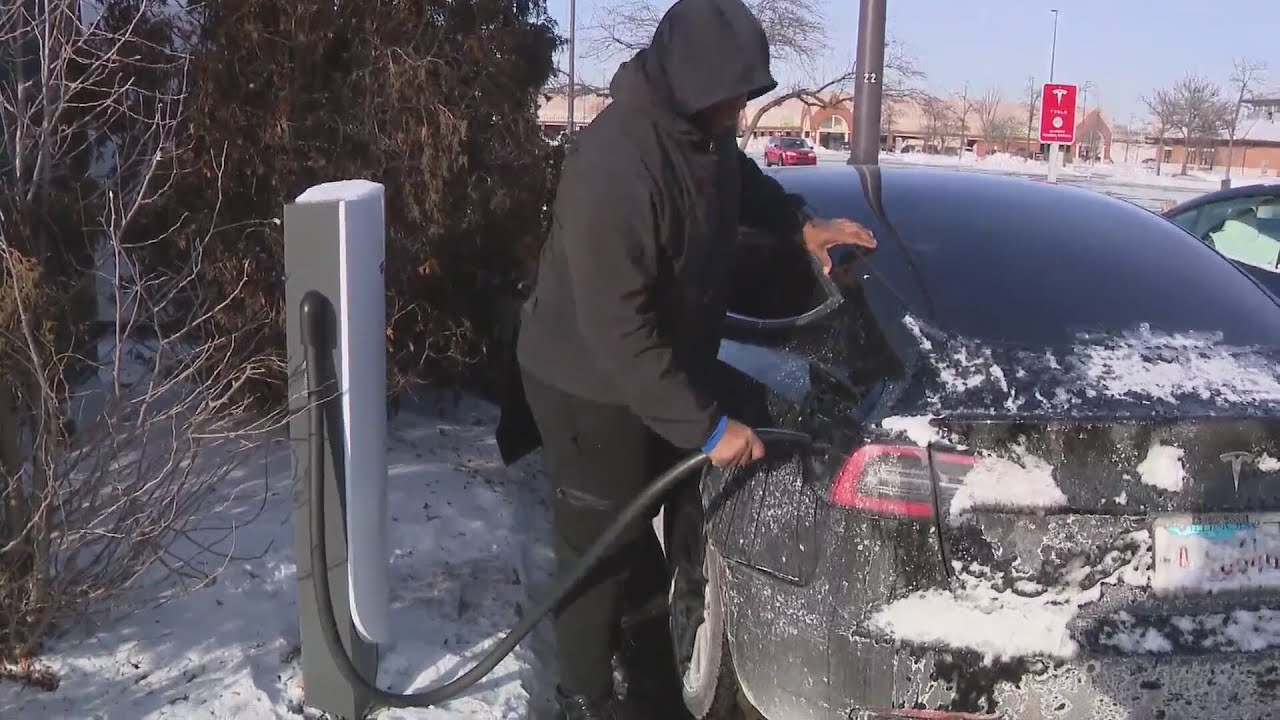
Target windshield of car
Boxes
[1170,194,1280,272]
[778,137,808,149]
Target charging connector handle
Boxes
[301,290,811,711]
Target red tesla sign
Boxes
[1039,83,1078,144]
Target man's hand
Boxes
[802,218,877,274]
[707,419,766,468]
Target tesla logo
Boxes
[1052,88,1069,105]
[1220,451,1254,492]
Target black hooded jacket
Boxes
[516,0,810,451]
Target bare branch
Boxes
[1223,58,1268,178]
[585,0,826,71]
[0,0,277,662]
[1145,73,1230,176]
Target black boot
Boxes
[555,687,643,720]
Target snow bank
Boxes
[0,397,557,720]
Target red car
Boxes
[762,136,817,167]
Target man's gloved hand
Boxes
[707,418,766,468]
[803,218,877,274]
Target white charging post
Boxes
[285,180,392,719]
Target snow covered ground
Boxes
[0,396,560,720]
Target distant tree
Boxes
[587,0,823,69]
[919,95,958,152]
[585,0,925,150]
[975,87,1004,145]
[1224,58,1268,179]
[1160,74,1229,175]
[1023,76,1042,154]
[1143,89,1177,176]
[953,83,974,153]
[990,116,1020,150]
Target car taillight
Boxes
[830,443,974,519]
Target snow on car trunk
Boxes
[866,317,1280,665]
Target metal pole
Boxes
[1049,10,1058,83]
[1046,10,1060,182]
[847,0,886,166]
[567,0,576,135]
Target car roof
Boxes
[1162,183,1280,218]
[771,165,1280,348]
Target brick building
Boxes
[739,93,855,149]
[1158,96,1280,174]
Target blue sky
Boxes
[546,0,1278,122]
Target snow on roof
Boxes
[1240,118,1280,144]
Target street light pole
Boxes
[566,0,577,135]
[1049,9,1059,81]
[1046,9,1060,182]
[847,0,887,166]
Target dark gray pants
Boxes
[520,370,692,706]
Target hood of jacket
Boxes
[608,0,776,131]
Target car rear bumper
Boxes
[827,632,1280,720]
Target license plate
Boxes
[1152,513,1280,595]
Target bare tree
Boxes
[1159,74,1230,175]
[1023,76,1042,155]
[1143,89,1179,176]
[585,0,925,151]
[953,83,974,154]
[0,0,275,674]
[587,0,824,69]
[975,87,1004,145]
[735,39,925,150]
[1223,58,1268,179]
[918,95,958,153]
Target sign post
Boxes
[1039,82,1078,184]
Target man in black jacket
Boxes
[514,0,876,716]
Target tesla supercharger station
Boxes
[285,180,393,719]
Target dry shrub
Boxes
[140,0,563,404]
[0,0,276,670]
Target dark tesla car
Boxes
[1163,183,1280,296]
[663,166,1280,720]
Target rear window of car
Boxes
[821,171,1280,349]
[779,138,807,149]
